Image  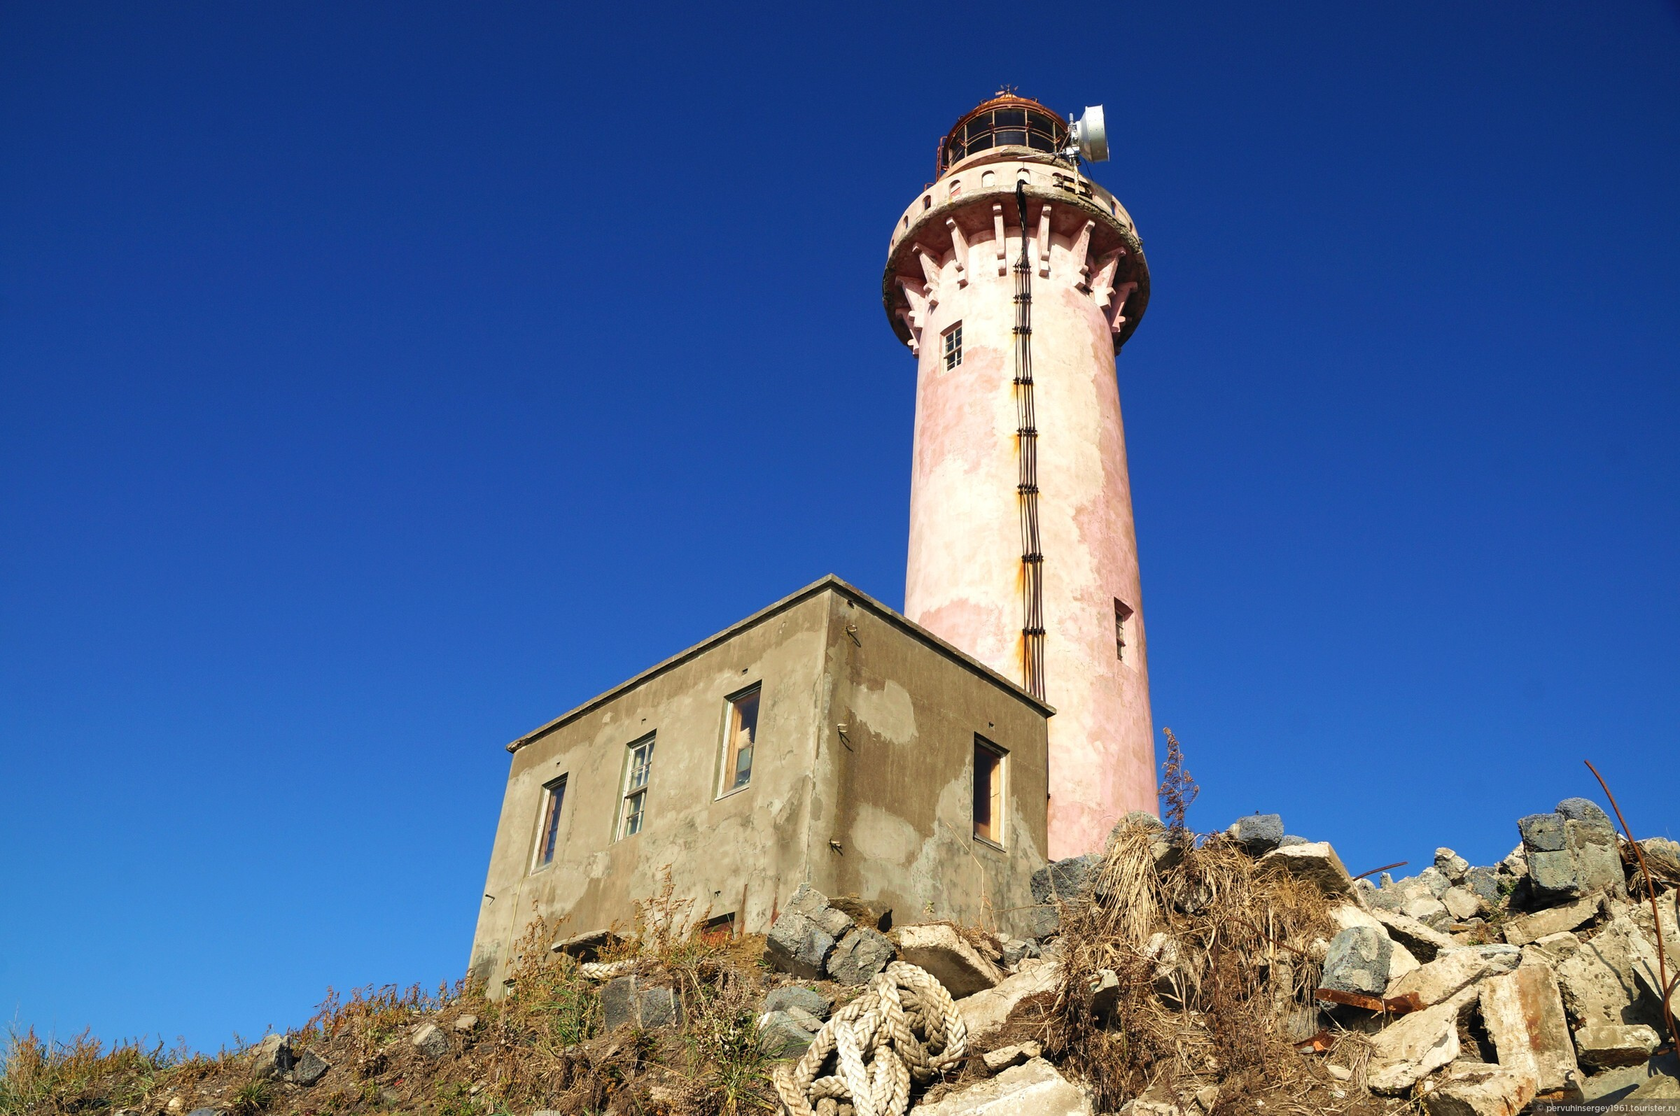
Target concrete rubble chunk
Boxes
[1259,841,1357,899]
[1556,798,1614,829]
[1435,848,1471,882]
[1386,945,1520,1005]
[1031,855,1101,904]
[1001,938,1041,968]
[1625,1074,1680,1100]
[1415,866,1454,898]
[786,882,830,919]
[1372,907,1458,961]
[814,906,856,939]
[1574,1022,1660,1069]
[410,1022,449,1058]
[1227,813,1284,854]
[1442,887,1482,921]
[957,961,1061,1048]
[1366,996,1466,1094]
[1404,897,1451,926]
[827,927,895,986]
[982,1040,1042,1072]
[1021,904,1059,940]
[451,1013,478,1032]
[1521,813,1567,853]
[1463,866,1502,907]
[758,1010,817,1057]
[1089,969,1121,1016]
[1419,1061,1538,1116]
[765,910,837,980]
[1502,895,1599,946]
[1623,916,1680,1018]
[895,923,1003,998]
[1556,918,1639,1027]
[250,1033,294,1079]
[765,985,832,1020]
[638,984,679,1029]
[288,1050,330,1087]
[1322,926,1393,995]
[1499,845,1529,879]
[1279,834,1309,847]
[908,1056,1092,1116]
[1478,965,1578,1093]
[601,975,638,1031]
[1524,931,1581,966]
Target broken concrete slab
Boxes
[909,1057,1091,1116]
[1419,1061,1537,1116]
[1574,1023,1660,1069]
[1556,919,1640,1028]
[1502,895,1599,946]
[894,923,1003,998]
[1387,945,1520,1006]
[1478,964,1577,1093]
[1442,887,1482,921]
[1366,995,1467,1094]
[982,1040,1042,1072]
[1372,907,1458,961]
[1523,931,1581,968]
[1259,841,1357,899]
[957,961,1061,1049]
[1625,1074,1680,1100]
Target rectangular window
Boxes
[943,322,963,370]
[973,737,1005,845]
[620,735,655,838]
[533,775,567,870]
[1114,599,1134,662]
[721,685,761,794]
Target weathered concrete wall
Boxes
[810,592,1050,939]
[468,577,1051,990]
[886,146,1156,859]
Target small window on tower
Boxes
[619,735,655,838]
[532,774,567,870]
[943,322,963,370]
[973,737,1005,845]
[720,684,760,795]
[1114,598,1134,662]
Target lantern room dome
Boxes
[937,93,1069,177]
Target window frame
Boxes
[717,683,762,799]
[1113,598,1134,663]
[942,321,963,370]
[618,734,656,840]
[531,773,568,872]
[972,736,1007,848]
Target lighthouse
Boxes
[883,93,1155,860]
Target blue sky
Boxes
[2,2,1676,1052]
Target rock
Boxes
[452,1013,478,1032]
[1502,895,1600,946]
[1626,1074,1680,1100]
[1386,945,1520,1005]
[1031,855,1101,904]
[1001,938,1040,968]
[908,1057,1091,1116]
[288,1050,330,1087]
[1388,941,1421,983]
[1478,965,1578,1093]
[1279,834,1308,847]
[1402,897,1451,925]
[827,927,895,986]
[1442,887,1482,921]
[1521,813,1567,853]
[1322,927,1393,995]
[1371,908,1458,961]
[958,961,1061,1048]
[1227,813,1283,854]
[894,923,1003,998]
[1366,995,1468,1094]
[1259,841,1357,898]
[1556,919,1640,1027]
[639,984,679,1029]
[1435,849,1471,883]
[1089,969,1121,1016]
[1574,1023,1660,1069]
[1640,837,1680,880]
[765,911,837,980]
[250,1033,294,1079]
[1556,798,1613,829]
[1020,904,1059,940]
[1524,931,1581,965]
[601,975,638,1031]
[1498,845,1528,879]
[1624,917,1680,1019]
[1463,866,1502,907]
[1415,866,1454,898]
[982,1040,1042,1072]
[765,985,831,1021]
[782,1005,825,1033]
[1525,814,1625,903]
[411,1022,450,1058]
[186,1109,228,1116]
[758,1010,817,1057]
[1419,1061,1538,1116]
[786,882,830,919]
[829,894,892,932]
[814,906,855,939]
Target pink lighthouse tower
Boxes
[883,93,1155,859]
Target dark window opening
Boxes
[534,775,567,869]
[1114,599,1134,662]
[973,737,1005,844]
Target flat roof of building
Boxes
[506,574,1054,753]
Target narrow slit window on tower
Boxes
[943,322,963,370]
[533,774,567,870]
[1114,598,1134,662]
[619,735,655,838]
[720,684,760,795]
[973,736,1005,845]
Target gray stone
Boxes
[764,985,831,1021]
[1001,938,1040,968]
[758,1010,817,1057]
[1463,866,1502,907]
[1322,927,1392,995]
[1414,866,1454,898]
[1575,1023,1660,1069]
[1227,813,1283,854]
[1521,813,1567,853]
[1278,834,1309,847]
[249,1033,294,1079]
[410,1022,449,1057]
[1435,848,1471,882]
[289,1050,330,1087]
[1557,798,1614,829]
[601,975,638,1031]
[782,1005,825,1034]
[895,923,1002,998]
[908,1057,1091,1116]
[639,984,679,1029]
[1625,1074,1680,1100]
[765,910,837,980]
[1031,855,1101,904]
[1020,903,1059,940]
[186,1110,228,1116]
[814,906,855,939]
[785,882,830,919]
[827,927,895,986]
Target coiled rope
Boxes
[772,961,968,1116]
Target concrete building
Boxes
[468,577,1051,989]
[883,94,1157,858]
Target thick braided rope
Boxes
[772,961,967,1116]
